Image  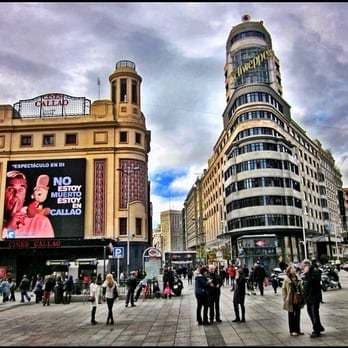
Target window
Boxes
[135,132,142,144]
[65,133,77,145]
[112,81,117,104]
[120,79,127,102]
[119,218,127,235]
[136,218,142,235]
[131,80,137,104]
[120,131,128,143]
[20,135,32,146]
[43,134,54,146]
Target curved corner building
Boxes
[220,16,343,270]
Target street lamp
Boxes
[117,166,140,276]
[302,205,308,260]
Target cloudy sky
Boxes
[1,3,348,227]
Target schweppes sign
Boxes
[231,48,274,79]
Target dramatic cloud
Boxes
[1,3,347,227]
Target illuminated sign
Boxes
[231,48,274,79]
[13,93,91,118]
[3,159,86,239]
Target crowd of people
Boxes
[0,258,341,339]
[193,258,332,338]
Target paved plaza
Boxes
[1,271,348,346]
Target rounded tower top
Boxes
[115,60,136,71]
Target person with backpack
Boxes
[102,273,118,325]
[42,275,55,306]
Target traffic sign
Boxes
[112,247,124,258]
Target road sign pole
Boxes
[117,258,120,285]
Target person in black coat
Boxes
[195,267,209,326]
[207,266,223,323]
[233,267,246,322]
[125,271,138,307]
[303,259,325,338]
[253,262,266,296]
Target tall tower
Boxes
[110,60,151,272]
[222,16,303,268]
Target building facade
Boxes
[0,60,152,281]
[185,16,345,271]
[160,210,184,253]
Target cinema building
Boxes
[185,16,345,271]
[0,60,152,282]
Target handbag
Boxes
[292,282,304,306]
[88,295,95,302]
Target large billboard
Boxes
[2,159,86,239]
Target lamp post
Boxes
[117,166,140,276]
[302,209,308,260]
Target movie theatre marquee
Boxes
[13,93,91,118]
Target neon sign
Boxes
[231,48,274,79]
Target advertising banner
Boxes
[2,159,86,239]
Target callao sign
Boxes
[34,94,69,107]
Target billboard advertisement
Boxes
[2,159,86,239]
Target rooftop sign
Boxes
[13,93,91,118]
[231,48,274,80]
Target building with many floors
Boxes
[160,210,184,253]
[0,60,152,282]
[183,15,345,271]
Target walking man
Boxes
[253,262,266,296]
[19,274,31,303]
[303,259,325,338]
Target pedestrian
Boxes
[208,265,223,324]
[228,263,236,290]
[8,277,16,301]
[102,273,118,325]
[153,280,161,298]
[253,262,266,296]
[54,276,64,304]
[125,271,137,308]
[89,276,99,325]
[19,274,31,303]
[195,266,210,326]
[187,268,193,285]
[303,259,325,338]
[233,267,246,322]
[42,275,55,306]
[135,278,146,302]
[33,276,44,303]
[63,275,74,304]
[242,264,249,278]
[1,277,10,303]
[163,281,174,299]
[96,274,103,304]
[219,267,226,286]
[282,265,304,336]
[271,273,279,294]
